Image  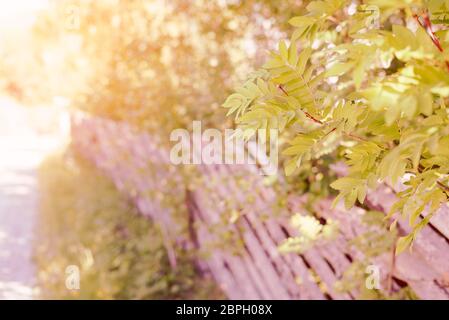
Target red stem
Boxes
[277,84,324,124]
[414,12,449,71]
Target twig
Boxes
[417,165,449,195]
[343,131,368,142]
[277,84,324,124]
[413,12,449,72]
[387,237,398,294]
[160,223,177,270]
[278,84,289,96]
[437,180,449,193]
[322,126,337,138]
[304,111,324,124]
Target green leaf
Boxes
[288,41,298,66]
[279,41,288,61]
[288,16,316,27]
[284,158,297,176]
[325,62,355,77]
[396,234,413,255]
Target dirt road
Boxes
[0,98,67,299]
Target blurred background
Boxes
[0,0,306,299]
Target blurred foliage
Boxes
[335,210,418,299]
[28,1,311,299]
[0,22,48,104]
[278,214,339,254]
[31,0,308,140]
[35,149,223,299]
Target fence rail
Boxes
[71,115,449,300]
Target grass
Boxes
[35,148,223,299]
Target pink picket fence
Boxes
[70,114,449,300]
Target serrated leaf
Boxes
[325,62,355,77]
[279,41,288,61]
[288,41,298,66]
[297,48,312,74]
[289,16,316,27]
[284,158,297,176]
[396,234,413,255]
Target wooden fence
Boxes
[71,114,449,300]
